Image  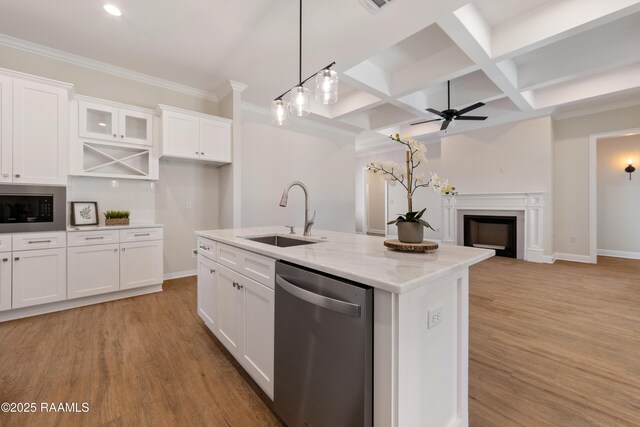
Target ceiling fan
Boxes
[410,80,487,131]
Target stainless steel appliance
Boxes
[0,185,66,233]
[274,261,373,427]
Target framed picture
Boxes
[71,201,99,226]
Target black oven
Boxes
[0,185,66,232]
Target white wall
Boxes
[0,43,221,276]
[554,104,640,256]
[441,117,554,255]
[241,108,356,233]
[356,142,444,241]
[597,134,640,254]
[155,159,220,276]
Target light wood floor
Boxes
[469,256,640,427]
[1,257,639,426]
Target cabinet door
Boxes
[197,256,218,332]
[12,248,66,308]
[241,276,275,398]
[0,75,12,183]
[68,244,120,299]
[13,79,68,185]
[200,118,231,162]
[162,111,200,159]
[120,240,163,290]
[79,100,119,141]
[0,255,11,312]
[217,265,243,357]
[119,108,153,146]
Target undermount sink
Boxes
[243,234,319,248]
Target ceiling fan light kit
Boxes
[411,80,487,131]
[271,0,339,125]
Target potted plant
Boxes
[368,134,457,243]
[104,210,130,226]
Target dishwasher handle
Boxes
[276,275,361,318]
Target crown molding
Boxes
[241,102,358,137]
[215,80,249,100]
[0,32,218,102]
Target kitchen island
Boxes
[195,226,493,427]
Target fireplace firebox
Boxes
[463,215,517,258]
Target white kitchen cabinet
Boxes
[197,255,218,332]
[120,239,163,290]
[12,78,69,185]
[0,255,11,312]
[79,99,153,146]
[12,247,66,308]
[0,75,12,183]
[158,104,231,163]
[68,243,120,299]
[211,262,274,398]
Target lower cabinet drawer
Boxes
[12,232,67,251]
[216,243,275,289]
[0,235,11,252]
[68,244,120,299]
[119,227,163,243]
[68,230,119,247]
[197,237,216,260]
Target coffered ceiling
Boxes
[0,0,639,150]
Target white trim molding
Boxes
[597,249,640,260]
[163,269,197,281]
[0,32,218,101]
[442,192,550,263]
[555,253,593,263]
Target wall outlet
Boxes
[192,248,198,259]
[186,201,193,209]
[427,305,443,329]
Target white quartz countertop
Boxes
[196,226,494,294]
[67,223,163,232]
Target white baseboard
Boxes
[163,269,197,280]
[0,284,163,323]
[597,249,640,260]
[554,253,595,264]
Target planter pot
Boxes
[397,221,424,243]
[105,218,130,226]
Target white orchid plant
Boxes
[368,134,457,230]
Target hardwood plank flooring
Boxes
[469,256,640,427]
[0,277,283,427]
[1,256,639,426]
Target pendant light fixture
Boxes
[271,0,339,125]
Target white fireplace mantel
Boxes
[442,192,547,263]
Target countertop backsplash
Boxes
[67,176,156,226]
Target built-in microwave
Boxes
[0,185,66,233]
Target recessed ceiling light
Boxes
[103,4,122,16]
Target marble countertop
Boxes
[196,226,494,294]
[67,223,163,232]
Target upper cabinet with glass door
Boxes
[79,98,153,146]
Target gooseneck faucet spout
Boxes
[279,181,315,236]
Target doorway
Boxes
[363,170,387,236]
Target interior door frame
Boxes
[588,126,640,263]
[363,167,388,236]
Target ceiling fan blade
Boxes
[456,116,488,121]
[441,120,452,131]
[456,102,485,116]
[426,108,446,118]
[410,118,442,126]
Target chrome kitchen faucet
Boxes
[279,181,315,236]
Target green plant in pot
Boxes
[368,134,457,244]
[104,210,130,226]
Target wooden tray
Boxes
[384,239,439,253]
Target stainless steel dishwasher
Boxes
[274,261,373,427]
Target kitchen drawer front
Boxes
[0,234,11,252]
[216,243,275,289]
[197,237,216,260]
[68,230,120,247]
[12,231,67,251]
[119,227,163,243]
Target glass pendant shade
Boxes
[271,99,289,126]
[289,86,311,116]
[316,68,339,104]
